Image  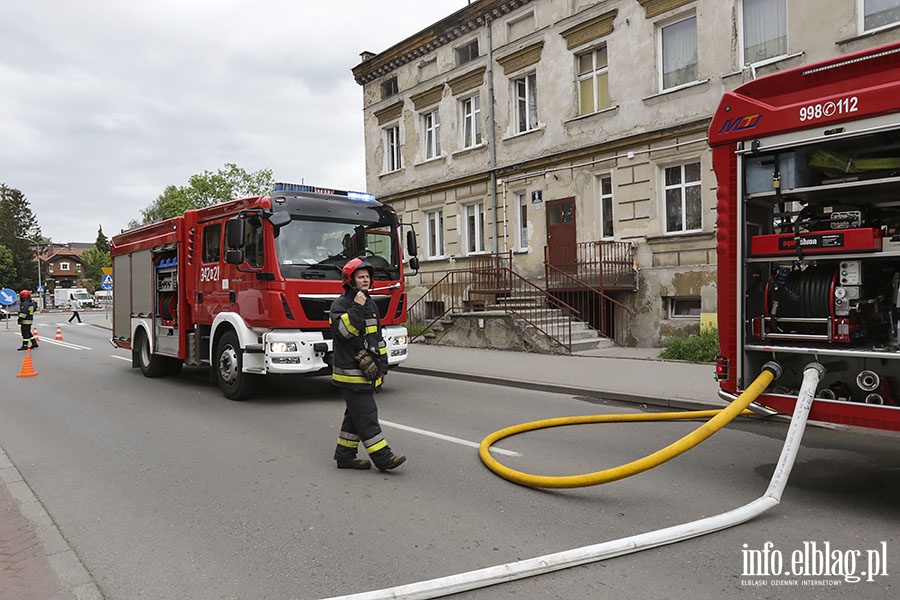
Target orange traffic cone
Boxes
[55,326,63,341]
[17,349,38,378]
[33,327,40,342]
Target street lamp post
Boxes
[15,235,44,310]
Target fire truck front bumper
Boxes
[262,331,331,374]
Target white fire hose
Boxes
[322,361,824,600]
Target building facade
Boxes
[353,0,900,347]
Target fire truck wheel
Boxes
[215,330,256,401]
[135,327,166,378]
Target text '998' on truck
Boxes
[110,182,419,400]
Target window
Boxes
[383,124,402,173]
[60,262,70,271]
[48,263,54,273]
[577,47,610,115]
[76,263,82,273]
[742,0,786,64]
[242,216,264,268]
[661,16,697,89]
[381,77,398,100]
[514,73,538,133]
[465,203,485,254]
[203,224,221,263]
[422,110,441,160]
[516,192,529,250]
[425,210,444,258]
[598,175,614,239]
[461,95,482,148]
[456,40,479,65]
[668,297,701,319]
[863,0,900,31]
[664,162,702,233]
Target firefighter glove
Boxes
[354,349,380,381]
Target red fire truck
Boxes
[709,40,900,432]
[111,183,419,400]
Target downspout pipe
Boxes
[486,17,499,253]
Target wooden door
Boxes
[546,197,577,273]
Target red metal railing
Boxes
[544,241,637,290]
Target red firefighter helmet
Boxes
[19,290,31,299]
[341,258,374,286]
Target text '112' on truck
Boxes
[110,183,419,400]
[709,40,900,432]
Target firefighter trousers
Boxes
[334,387,394,466]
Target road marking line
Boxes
[37,339,91,350]
[111,355,130,362]
[381,419,521,457]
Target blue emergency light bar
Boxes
[273,182,377,203]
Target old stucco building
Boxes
[353,0,900,347]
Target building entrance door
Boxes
[546,197,576,273]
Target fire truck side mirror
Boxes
[268,211,291,229]
[225,249,244,265]
[408,256,420,273]
[406,230,418,256]
[225,218,244,250]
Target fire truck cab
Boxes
[111,183,418,400]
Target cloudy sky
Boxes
[0,1,467,243]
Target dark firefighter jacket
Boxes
[17,299,37,325]
[330,287,387,390]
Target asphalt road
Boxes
[2,313,899,599]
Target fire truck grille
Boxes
[299,297,391,322]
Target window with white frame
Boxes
[668,297,701,319]
[577,46,610,116]
[862,0,900,31]
[514,72,538,133]
[465,202,485,254]
[76,263,82,272]
[664,162,702,233]
[461,95,482,148]
[598,175,614,239]
[425,209,444,258]
[48,263,54,273]
[383,124,402,173]
[516,192,529,250]
[661,16,698,90]
[422,109,441,161]
[742,0,786,65]
[60,262,70,271]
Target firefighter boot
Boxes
[372,449,406,472]
[17,344,28,351]
[335,441,371,470]
[30,341,38,349]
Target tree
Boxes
[94,225,110,254]
[0,245,15,288]
[130,164,274,227]
[0,184,42,291]
[80,246,110,291]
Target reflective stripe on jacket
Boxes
[17,300,36,325]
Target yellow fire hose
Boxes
[479,361,782,489]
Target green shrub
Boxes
[658,327,719,363]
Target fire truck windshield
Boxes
[274,218,399,281]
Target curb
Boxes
[0,446,104,600]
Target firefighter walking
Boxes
[16,290,38,351]
[329,258,406,471]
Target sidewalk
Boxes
[1,327,718,599]
[398,342,723,411]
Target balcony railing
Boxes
[544,240,637,291]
